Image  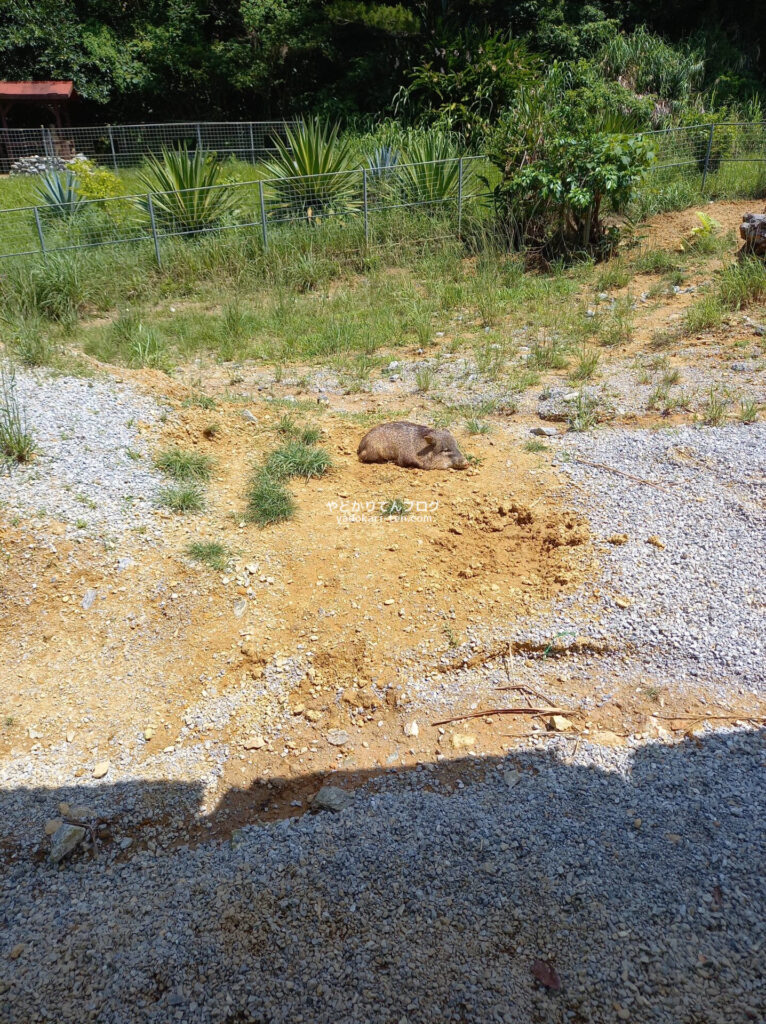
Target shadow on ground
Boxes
[1,729,764,1023]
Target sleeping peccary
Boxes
[357,421,468,470]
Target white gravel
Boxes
[1,371,165,538]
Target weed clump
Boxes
[246,430,330,526]
[186,540,230,570]
[155,447,213,482]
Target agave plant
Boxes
[137,146,236,232]
[397,133,469,206]
[261,118,362,223]
[33,171,85,219]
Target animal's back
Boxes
[357,421,428,467]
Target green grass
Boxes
[263,440,332,481]
[245,474,296,526]
[155,447,214,482]
[569,347,600,382]
[567,391,599,432]
[702,387,729,426]
[186,540,230,570]
[597,260,630,291]
[381,497,411,518]
[683,294,724,335]
[524,439,547,453]
[716,257,766,310]
[464,417,490,435]
[739,399,759,423]
[0,385,37,464]
[633,249,682,275]
[158,482,205,513]
[527,339,569,370]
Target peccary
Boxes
[357,421,468,470]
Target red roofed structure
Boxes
[0,81,77,129]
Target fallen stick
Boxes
[572,457,674,494]
[432,706,563,727]
[655,713,766,722]
[495,683,556,706]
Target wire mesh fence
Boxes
[0,121,295,174]
[0,156,494,263]
[0,122,763,266]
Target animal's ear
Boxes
[423,431,437,446]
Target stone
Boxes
[81,588,97,611]
[589,729,623,747]
[313,786,352,812]
[547,715,574,732]
[305,710,322,723]
[614,595,632,609]
[50,823,86,864]
[403,720,419,737]
[144,726,156,741]
[529,426,558,437]
[243,735,265,750]
[241,410,257,423]
[92,761,110,779]
[503,770,522,787]
[44,818,63,836]
[325,729,350,747]
[233,598,247,618]
[608,533,629,545]
[9,945,23,960]
[646,535,666,549]
[65,730,75,743]
[740,212,766,256]
[450,733,476,749]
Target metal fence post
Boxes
[248,123,256,164]
[362,167,369,245]
[457,157,464,238]
[259,181,268,250]
[196,123,203,152]
[33,207,46,258]
[147,193,162,267]
[108,126,118,172]
[701,124,715,191]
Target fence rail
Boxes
[0,120,295,174]
[0,121,763,267]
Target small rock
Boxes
[450,733,476,749]
[50,823,86,864]
[529,426,558,437]
[503,770,522,788]
[403,720,419,738]
[92,761,110,779]
[8,945,23,961]
[243,735,265,750]
[81,588,97,611]
[646,535,666,549]
[44,818,63,836]
[305,710,322,723]
[233,597,247,618]
[548,715,574,732]
[589,729,623,747]
[326,729,350,747]
[608,533,628,545]
[241,410,257,423]
[144,726,156,741]
[614,595,632,609]
[65,730,75,743]
[313,786,351,812]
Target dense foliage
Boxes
[0,2,763,125]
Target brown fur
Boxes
[357,421,468,471]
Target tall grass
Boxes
[0,364,37,464]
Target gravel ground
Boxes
[1,728,764,1023]
[1,371,165,538]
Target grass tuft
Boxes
[264,440,332,481]
[155,447,214,482]
[0,365,37,464]
[158,482,204,513]
[245,474,296,526]
[381,497,410,518]
[186,540,230,570]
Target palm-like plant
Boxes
[397,133,469,206]
[261,118,362,222]
[33,171,84,219]
[137,146,236,232]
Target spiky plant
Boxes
[33,171,84,219]
[261,118,362,222]
[137,146,236,232]
[397,133,468,206]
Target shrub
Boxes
[397,132,467,206]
